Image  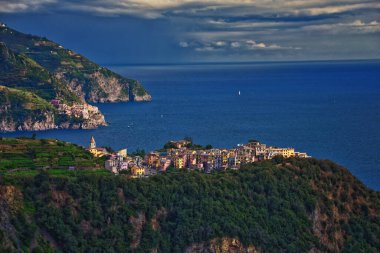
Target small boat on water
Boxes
[238,90,241,96]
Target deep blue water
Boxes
[1,61,380,190]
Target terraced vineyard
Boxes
[0,137,104,171]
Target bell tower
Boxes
[90,136,96,149]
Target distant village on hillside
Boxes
[86,136,309,178]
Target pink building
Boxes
[50,99,60,107]
[159,158,171,171]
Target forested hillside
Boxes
[0,157,379,253]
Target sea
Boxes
[1,61,380,190]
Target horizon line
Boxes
[103,58,380,67]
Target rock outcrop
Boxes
[0,186,23,253]
[186,237,260,253]
[133,93,153,102]
[129,212,146,249]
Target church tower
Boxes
[90,136,96,149]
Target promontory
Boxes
[0,23,151,132]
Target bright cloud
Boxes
[179,41,189,47]
[231,41,240,48]
[301,20,380,33]
[214,41,226,46]
[181,39,301,52]
[0,0,56,13]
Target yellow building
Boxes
[88,147,108,157]
[117,149,128,158]
[145,152,160,166]
[131,166,145,178]
[87,136,108,157]
[280,148,295,158]
[269,147,295,158]
[174,157,185,169]
[220,150,229,164]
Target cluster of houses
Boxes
[143,140,308,174]
[50,99,99,119]
[88,137,309,178]
[86,136,145,177]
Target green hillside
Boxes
[0,85,54,112]
[0,24,150,102]
[0,137,104,171]
[0,42,79,104]
[0,85,58,128]
[0,149,378,253]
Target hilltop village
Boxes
[87,137,309,178]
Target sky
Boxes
[0,0,380,64]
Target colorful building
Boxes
[145,152,160,167]
[87,136,108,157]
[159,158,171,171]
[170,140,191,149]
[131,166,145,178]
[174,156,185,169]
[117,149,128,158]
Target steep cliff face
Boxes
[11,112,56,132]
[0,107,106,132]
[55,70,149,103]
[186,237,259,253]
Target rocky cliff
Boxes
[0,23,151,132]
[186,237,259,253]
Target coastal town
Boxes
[87,136,309,178]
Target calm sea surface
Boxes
[1,61,380,189]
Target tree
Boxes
[131,148,145,157]
[104,146,115,153]
[163,142,176,150]
[184,136,193,143]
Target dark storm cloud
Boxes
[1,0,379,62]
